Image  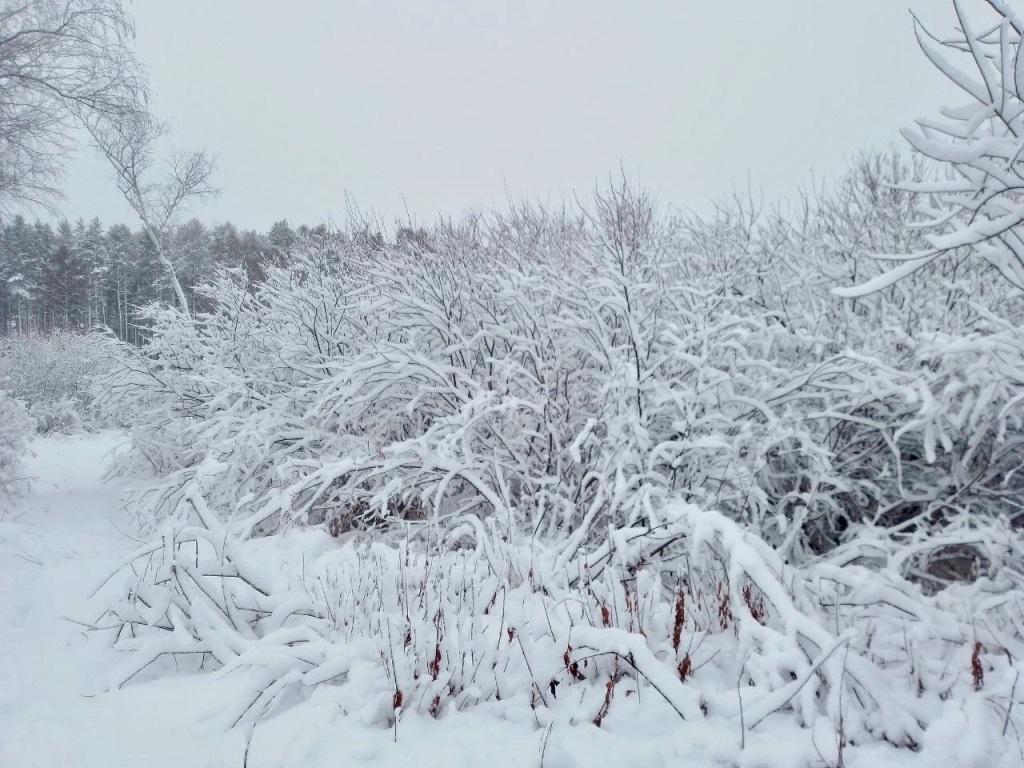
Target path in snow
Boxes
[0,432,250,767]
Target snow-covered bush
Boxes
[0,390,33,508]
[0,331,112,432]
[92,168,1024,759]
[79,1,1024,761]
[100,174,1023,557]
[29,396,82,435]
[90,498,1022,763]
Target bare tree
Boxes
[0,0,144,212]
[0,1,210,317]
[83,110,216,318]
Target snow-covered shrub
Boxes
[0,331,112,431]
[29,396,83,435]
[100,174,1023,557]
[81,0,1024,759]
[91,168,1024,759]
[0,390,33,508]
[91,498,1022,761]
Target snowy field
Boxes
[0,432,1016,768]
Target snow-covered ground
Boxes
[0,432,242,766]
[0,432,1013,768]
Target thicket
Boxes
[87,152,1024,762]
[0,331,117,431]
[66,2,1024,760]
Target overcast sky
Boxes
[56,0,959,231]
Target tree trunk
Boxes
[142,224,191,321]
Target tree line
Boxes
[0,216,308,343]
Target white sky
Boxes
[56,0,959,231]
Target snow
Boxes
[0,433,1018,767]
[0,431,244,767]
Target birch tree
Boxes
[83,110,216,319]
[0,0,144,211]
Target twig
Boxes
[737,652,749,751]
[538,723,554,767]
[514,633,548,708]
[1005,670,1021,737]
[242,723,255,768]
